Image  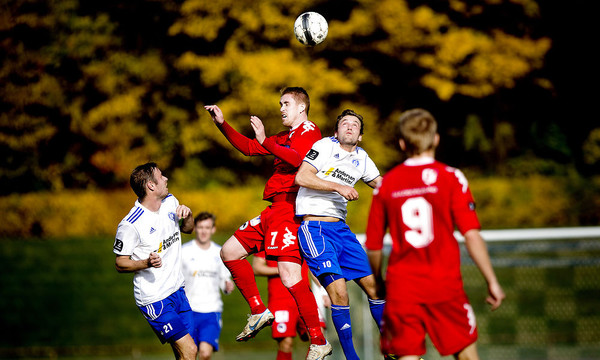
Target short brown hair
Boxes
[397,108,437,156]
[130,162,158,199]
[335,109,364,135]
[281,87,310,115]
[194,212,216,226]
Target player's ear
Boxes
[399,139,406,151]
[358,134,363,142]
[299,103,305,113]
[434,133,440,147]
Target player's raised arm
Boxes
[204,105,224,125]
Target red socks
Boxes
[288,279,326,345]
[223,259,266,314]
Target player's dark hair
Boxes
[281,87,310,115]
[194,212,216,226]
[335,109,364,135]
[130,162,158,200]
[397,108,438,156]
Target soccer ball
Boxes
[294,12,328,46]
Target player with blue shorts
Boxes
[182,212,235,359]
[114,162,197,359]
[295,109,385,360]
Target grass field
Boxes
[2,235,600,359]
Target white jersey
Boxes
[113,194,185,306]
[181,240,231,313]
[296,136,380,220]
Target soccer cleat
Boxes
[306,341,333,360]
[235,309,274,342]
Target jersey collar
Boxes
[404,156,435,166]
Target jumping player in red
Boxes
[365,108,505,360]
[204,87,332,360]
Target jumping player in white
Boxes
[181,212,235,360]
[114,162,196,360]
[295,109,385,360]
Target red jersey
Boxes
[218,120,321,200]
[365,157,480,303]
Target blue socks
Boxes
[368,298,385,330]
[331,305,360,360]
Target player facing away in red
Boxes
[204,87,332,360]
[365,108,505,360]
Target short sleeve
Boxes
[303,137,332,171]
[114,222,139,256]
[362,154,380,183]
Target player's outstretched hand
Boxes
[486,281,505,311]
[250,116,266,144]
[204,105,224,125]
[148,252,162,268]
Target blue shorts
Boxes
[191,312,222,351]
[298,221,372,281]
[138,287,194,344]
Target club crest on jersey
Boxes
[334,153,340,159]
[422,168,438,185]
[306,149,319,160]
[150,227,156,234]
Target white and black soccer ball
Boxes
[294,12,328,46]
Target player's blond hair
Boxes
[281,87,310,115]
[397,108,438,156]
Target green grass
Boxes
[2,236,600,359]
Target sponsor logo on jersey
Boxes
[306,149,319,160]
[301,121,316,135]
[156,230,180,253]
[324,168,356,185]
[113,239,123,252]
[392,186,438,198]
[281,227,296,250]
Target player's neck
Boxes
[289,117,307,129]
[140,195,162,212]
[195,240,211,249]
[339,143,357,153]
[409,150,435,160]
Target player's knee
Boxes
[278,336,294,352]
[198,342,213,360]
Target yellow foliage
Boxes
[583,128,600,165]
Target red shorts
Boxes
[270,295,307,339]
[381,295,478,356]
[234,197,301,263]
